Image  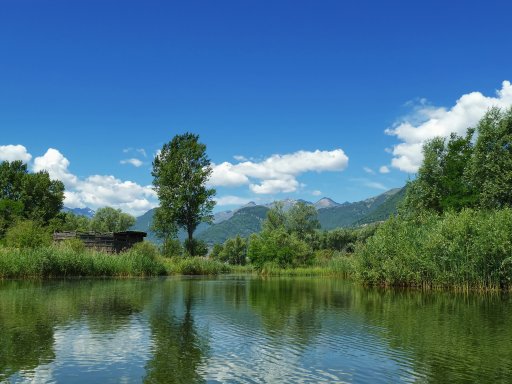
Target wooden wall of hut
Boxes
[53,231,147,253]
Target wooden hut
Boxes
[53,231,147,253]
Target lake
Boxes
[1,276,511,383]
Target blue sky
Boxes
[1,0,511,215]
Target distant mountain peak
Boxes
[62,207,95,218]
[314,197,340,209]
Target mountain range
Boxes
[130,187,406,245]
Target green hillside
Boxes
[132,188,406,245]
[317,188,402,230]
[197,205,269,245]
[355,186,406,225]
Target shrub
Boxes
[218,235,247,265]
[129,241,160,260]
[247,229,313,269]
[183,238,208,257]
[162,238,183,258]
[4,220,51,249]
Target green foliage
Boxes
[48,212,91,233]
[0,160,64,230]
[247,228,313,269]
[162,238,184,258]
[4,220,51,249]
[209,243,223,259]
[403,130,476,214]
[354,209,512,289]
[183,238,208,257]
[470,107,512,209]
[161,257,230,275]
[57,238,86,253]
[90,207,135,232]
[286,202,320,240]
[152,133,216,255]
[404,107,512,214]
[216,235,247,265]
[129,241,160,260]
[0,199,24,237]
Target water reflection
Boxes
[0,277,511,383]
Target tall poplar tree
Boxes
[152,133,216,255]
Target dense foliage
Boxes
[0,160,64,236]
[358,107,512,289]
[152,133,216,255]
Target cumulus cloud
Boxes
[0,144,32,162]
[33,148,156,216]
[379,165,390,174]
[233,155,247,161]
[215,195,254,206]
[209,149,349,194]
[120,158,143,167]
[311,190,322,196]
[250,178,299,194]
[363,166,375,174]
[387,80,512,173]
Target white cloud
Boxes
[33,148,156,216]
[250,178,299,194]
[311,190,322,196]
[379,165,390,174]
[209,149,349,194]
[233,155,247,161]
[215,195,254,206]
[33,148,79,186]
[120,158,143,167]
[0,144,32,162]
[387,80,512,173]
[209,162,250,187]
[363,166,375,174]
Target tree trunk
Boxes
[187,227,194,256]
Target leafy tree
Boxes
[0,199,24,237]
[286,202,320,240]
[262,202,286,232]
[152,133,216,255]
[48,212,91,233]
[403,129,476,214]
[470,107,512,209]
[0,160,64,229]
[218,235,247,265]
[90,207,135,232]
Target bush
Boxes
[58,238,86,253]
[247,229,313,269]
[129,241,160,260]
[162,238,183,258]
[4,220,51,249]
[183,238,208,257]
[354,209,512,289]
[217,235,247,265]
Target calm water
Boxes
[1,277,511,383]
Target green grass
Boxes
[0,245,166,278]
[161,256,231,275]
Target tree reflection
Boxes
[144,280,208,384]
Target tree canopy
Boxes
[403,106,512,214]
[90,207,136,232]
[152,133,216,255]
[0,160,64,236]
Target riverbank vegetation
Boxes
[2,110,512,289]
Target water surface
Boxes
[1,277,511,383]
